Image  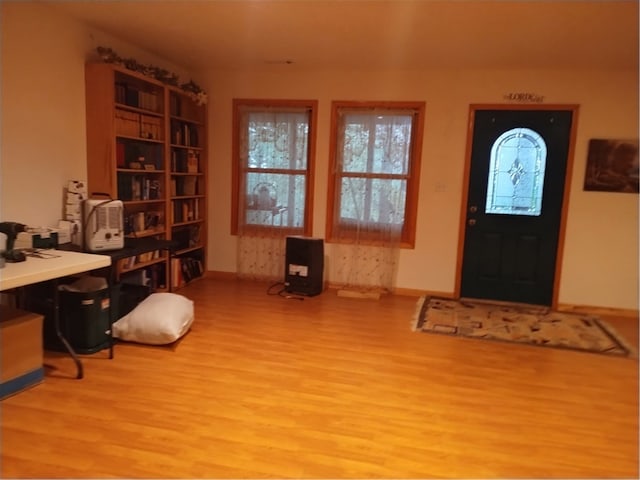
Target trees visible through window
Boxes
[327,101,425,247]
[232,99,317,235]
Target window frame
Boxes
[326,100,425,248]
[231,98,317,236]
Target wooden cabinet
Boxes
[85,63,207,290]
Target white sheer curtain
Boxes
[330,108,412,296]
[236,235,285,282]
[236,107,310,281]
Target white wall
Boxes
[2,2,637,310]
[1,2,88,227]
[0,2,191,226]
[204,67,639,310]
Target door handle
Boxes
[468,219,476,226]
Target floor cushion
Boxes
[113,292,194,345]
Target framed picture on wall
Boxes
[584,139,639,193]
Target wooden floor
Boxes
[1,277,638,478]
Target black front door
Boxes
[460,107,575,306]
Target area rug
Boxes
[412,296,635,357]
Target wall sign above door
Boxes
[503,92,545,103]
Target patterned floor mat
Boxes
[413,296,634,357]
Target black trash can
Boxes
[25,277,118,355]
[57,286,114,354]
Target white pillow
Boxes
[113,293,194,345]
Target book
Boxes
[116,142,125,167]
[183,177,197,196]
[187,150,199,173]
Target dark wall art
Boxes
[584,139,639,193]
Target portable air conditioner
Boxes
[83,198,124,252]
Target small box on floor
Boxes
[0,305,44,400]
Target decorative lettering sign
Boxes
[503,92,545,103]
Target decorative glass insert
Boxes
[485,127,547,216]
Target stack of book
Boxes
[171,256,204,289]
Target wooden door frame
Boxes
[454,104,580,310]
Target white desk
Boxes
[0,250,111,291]
[0,250,111,379]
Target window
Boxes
[326,101,425,247]
[485,127,547,216]
[232,99,317,235]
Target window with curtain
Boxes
[232,99,317,280]
[327,101,425,248]
[232,99,317,236]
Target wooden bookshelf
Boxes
[85,62,207,290]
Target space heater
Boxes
[82,197,124,252]
[284,236,324,296]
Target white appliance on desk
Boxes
[82,198,124,252]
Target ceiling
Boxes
[48,0,639,72]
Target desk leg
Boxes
[52,278,84,379]
[109,305,114,360]
[167,250,172,293]
[106,284,114,360]
[108,270,116,360]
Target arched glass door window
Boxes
[485,127,547,216]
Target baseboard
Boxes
[336,289,381,300]
[205,270,238,280]
[1,367,44,400]
[393,291,637,318]
[557,303,639,318]
[203,273,638,317]
[391,288,454,298]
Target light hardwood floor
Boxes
[1,277,638,478]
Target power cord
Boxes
[267,281,304,301]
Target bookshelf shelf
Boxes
[85,62,207,291]
[115,102,164,118]
[122,199,165,206]
[118,255,167,275]
[171,114,205,126]
[171,195,205,200]
[170,144,204,150]
[118,168,166,174]
[116,135,165,144]
[172,219,204,228]
[175,245,204,256]
[128,227,166,238]
[171,172,203,177]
